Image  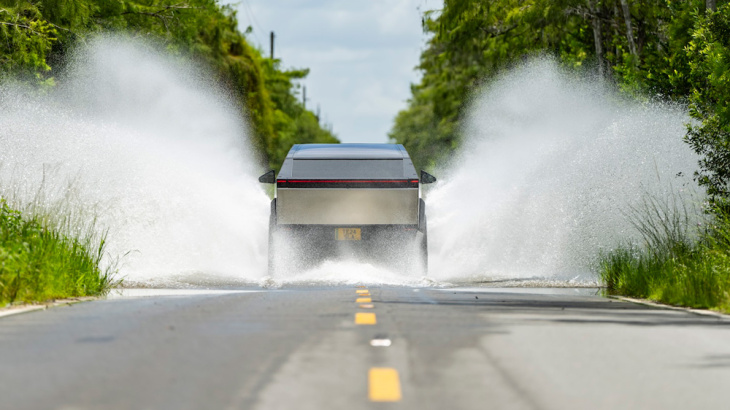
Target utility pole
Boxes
[302,86,307,109]
[316,104,321,124]
[270,31,275,60]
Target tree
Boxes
[683,3,730,200]
[0,0,338,169]
[390,0,709,169]
[0,2,57,85]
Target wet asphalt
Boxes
[1,286,730,409]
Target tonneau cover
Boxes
[277,143,418,180]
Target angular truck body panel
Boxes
[262,143,433,273]
[276,187,419,225]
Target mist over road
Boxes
[1,286,729,409]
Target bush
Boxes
[599,194,730,312]
[0,199,113,305]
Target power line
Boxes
[234,0,261,45]
[241,0,267,47]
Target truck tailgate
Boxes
[276,188,418,225]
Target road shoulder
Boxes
[0,297,97,319]
[609,295,730,319]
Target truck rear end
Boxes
[261,144,433,273]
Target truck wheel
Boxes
[267,199,276,275]
[420,218,428,275]
[418,199,428,275]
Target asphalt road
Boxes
[1,286,730,409]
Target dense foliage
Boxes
[0,0,336,169]
[684,4,730,201]
[0,200,112,304]
[389,0,727,179]
[391,0,730,309]
[599,194,730,313]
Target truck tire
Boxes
[418,199,427,233]
[418,198,428,274]
[420,219,428,275]
[267,199,276,275]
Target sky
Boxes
[226,0,437,143]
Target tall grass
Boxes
[0,168,117,305]
[0,199,115,304]
[599,191,730,312]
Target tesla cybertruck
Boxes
[259,143,436,273]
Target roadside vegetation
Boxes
[393,0,730,311]
[0,0,336,170]
[0,199,114,305]
[1,0,337,303]
[598,193,730,313]
[600,240,730,313]
[390,0,730,175]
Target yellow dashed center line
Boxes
[355,312,377,325]
[356,289,369,294]
[356,297,372,303]
[368,368,402,402]
[359,303,374,309]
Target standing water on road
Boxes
[0,37,270,286]
[427,59,701,284]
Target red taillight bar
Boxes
[276,179,419,188]
[278,180,419,183]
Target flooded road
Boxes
[1,286,729,409]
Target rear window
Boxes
[292,159,404,179]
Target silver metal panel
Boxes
[277,158,294,179]
[277,188,419,225]
[291,159,405,179]
[276,144,418,180]
[289,143,408,159]
[402,157,418,179]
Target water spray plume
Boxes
[0,37,269,286]
[0,45,701,287]
[428,59,701,284]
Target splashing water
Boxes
[0,37,421,288]
[427,59,701,284]
[0,37,269,285]
[0,45,701,288]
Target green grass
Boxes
[0,199,114,305]
[599,193,730,313]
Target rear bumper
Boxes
[274,224,420,242]
[272,224,421,258]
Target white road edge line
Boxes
[0,297,98,319]
[610,296,730,319]
[107,289,262,298]
[0,305,47,319]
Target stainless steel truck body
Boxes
[259,143,435,272]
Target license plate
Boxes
[336,228,361,241]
